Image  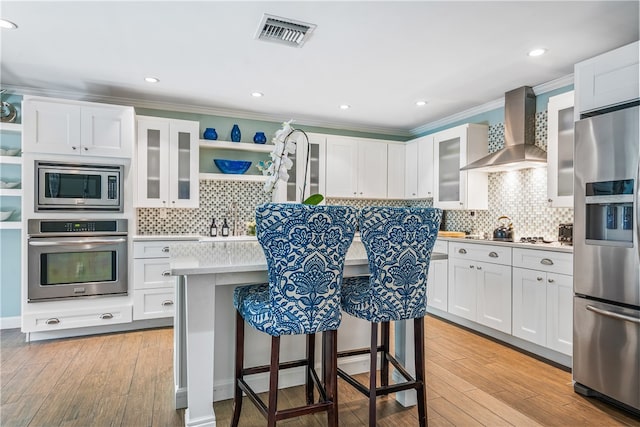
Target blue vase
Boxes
[253,131,267,144]
[231,124,241,142]
[203,128,218,140]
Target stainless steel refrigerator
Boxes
[573,103,640,413]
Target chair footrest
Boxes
[242,358,309,376]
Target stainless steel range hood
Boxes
[461,86,547,172]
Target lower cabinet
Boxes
[427,240,448,311]
[22,304,132,332]
[133,241,176,320]
[447,242,512,334]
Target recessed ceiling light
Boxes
[528,48,547,57]
[145,77,160,83]
[339,104,351,110]
[0,19,18,29]
[251,92,264,98]
[416,100,427,107]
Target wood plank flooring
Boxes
[1,316,638,426]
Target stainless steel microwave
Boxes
[35,161,123,212]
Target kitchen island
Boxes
[169,239,447,427]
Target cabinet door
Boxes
[404,141,418,198]
[427,259,448,311]
[325,137,358,198]
[136,118,170,207]
[512,267,547,345]
[434,127,463,209]
[287,133,326,203]
[81,105,134,158]
[358,140,388,198]
[547,91,575,208]
[417,136,434,198]
[476,261,512,334]
[546,273,573,355]
[23,99,81,154]
[169,120,199,208]
[387,143,405,199]
[447,258,477,321]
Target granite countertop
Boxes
[437,236,573,253]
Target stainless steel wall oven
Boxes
[27,219,128,302]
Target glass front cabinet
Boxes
[433,123,488,210]
[276,132,326,203]
[547,91,575,208]
[136,116,199,208]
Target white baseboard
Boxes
[0,316,21,330]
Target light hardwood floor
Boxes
[1,316,638,426]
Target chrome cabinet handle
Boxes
[548,278,555,283]
[540,258,554,266]
[537,277,543,281]
[488,251,498,258]
[162,247,170,253]
[162,300,174,306]
[476,266,482,270]
[99,313,114,320]
[162,270,171,277]
[458,248,467,254]
[469,265,475,269]
[587,305,640,324]
[71,146,77,150]
[45,318,60,325]
[83,146,88,151]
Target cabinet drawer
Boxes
[512,248,573,275]
[133,288,175,320]
[433,240,448,254]
[133,241,172,258]
[133,259,174,290]
[23,305,132,332]
[448,242,511,265]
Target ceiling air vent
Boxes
[256,14,316,48]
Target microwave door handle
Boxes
[29,238,127,246]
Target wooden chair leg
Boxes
[414,316,428,427]
[369,322,378,427]
[324,330,339,427]
[306,333,316,404]
[267,335,281,427]
[381,321,390,387]
[231,311,245,427]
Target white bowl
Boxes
[0,148,21,156]
[0,210,14,221]
[0,180,20,189]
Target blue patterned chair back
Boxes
[359,206,442,322]
[256,203,358,335]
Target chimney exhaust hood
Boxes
[460,86,547,172]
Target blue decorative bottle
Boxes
[231,124,241,142]
[253,131,267,144]
[203,128,218,140]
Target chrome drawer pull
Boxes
[540,258,554,266]
[162,300,174,306]
[476,266,482,270]
[458,248,467,254]
[162,247,170,253]
[45,318,60,325]
[548,278,555,283]
[488,251,498,258]
[586,305,640,324]
[537,277,543,281]
[100,313,114,320]
[469,265,475,269]
[162,270,171,277]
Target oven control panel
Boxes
[28,219,127,235]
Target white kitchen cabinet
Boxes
[387,143,405,199]
[512,248,573,356]
[448,242,512,333]
[325,136,387,199]
[132,241,176,320]
[433,123,488,210]
[136,116,199,208]
[427,240,448,311]
[574,41,639,117]
[547,91,575,207]
[22,96,134,158]
[405,135,434,199]
[22,304,133,332]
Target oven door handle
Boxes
[28,238,127,246]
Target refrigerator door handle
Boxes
[586,304,640,324]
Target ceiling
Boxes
[1,1,638,136]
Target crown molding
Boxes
[3,84,411,138]
[409,73,575,136]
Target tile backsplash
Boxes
[137,110,573,239]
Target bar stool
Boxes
[338,206,442,427]
[231,203,357,427]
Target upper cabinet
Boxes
[275,132,326,203]
[23,96,134,158]
[433,123,488,210]
[405,135,434,200]
[574,41,639,117]
[387,143,405,199]
[325,136,388,199]
[547,91,575,208]
[136,116,199,208]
